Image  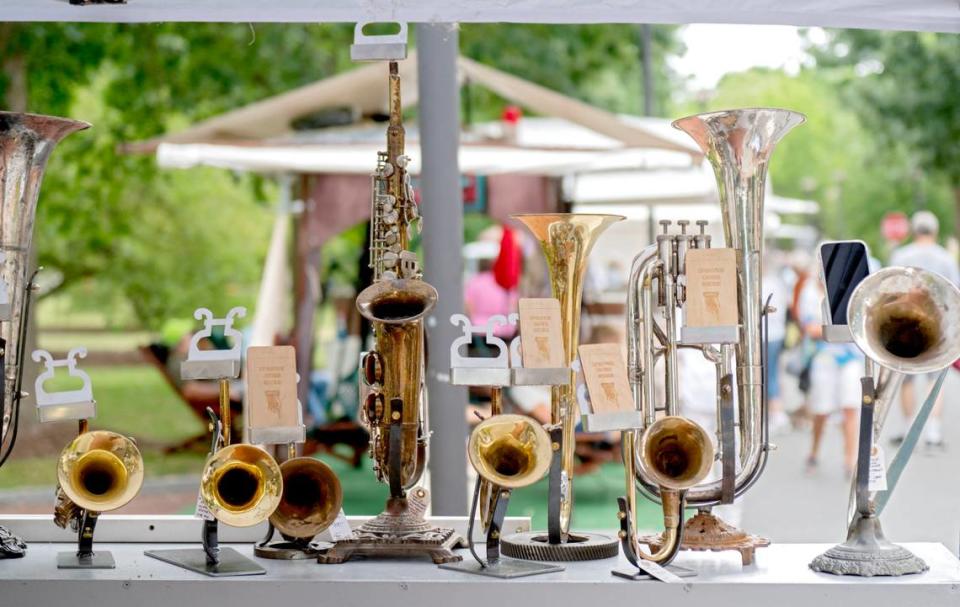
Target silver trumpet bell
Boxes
[848,266,960,375]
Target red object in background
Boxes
[493,225,522,290]
[501,105,522,125]
[881,211,909,243]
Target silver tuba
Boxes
[0,112,89,457]
[624,108,803,564]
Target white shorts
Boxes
[808,353,862,415]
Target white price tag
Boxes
[328,508,354,541]
[194,489,214,521]
[868,445,887,492]
[560,470,570,500]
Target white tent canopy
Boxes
[9,0,960,32]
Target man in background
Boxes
[889,211,959,448]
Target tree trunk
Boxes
[954,185,960,245]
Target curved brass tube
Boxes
[619,417,714,566]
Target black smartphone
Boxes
[818,240,871,325]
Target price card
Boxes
[246,346,299,435]
[194,489,214,521]
[328,509,354,541]
[518,298,565,368]
[684,248,738,327]
[578,343,632,414]
[868,445,888,491]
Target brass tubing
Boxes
[219,378,230,446]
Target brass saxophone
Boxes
[357,62,437,495]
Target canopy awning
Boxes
[10,1,960,32]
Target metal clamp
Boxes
[351,23,408,62]
[181,307,246,380]
[33,348,95,423]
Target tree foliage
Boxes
[809,30,960,237]
[1,23,685,328]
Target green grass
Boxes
[0,365,206,490]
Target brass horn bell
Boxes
[270,457,343,539]
[57,430,144,512]
[469,414,552,490]
[200,443,282,527]
[636,416,715,491]
[848,266,960,374]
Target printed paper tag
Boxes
[518,298,565,368]
[868,445,887,491]
[246,346,299,434]
[328,508,354,541]
[578,343,633,414]
[195,489,214,521]
[684,248,739,327]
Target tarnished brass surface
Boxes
[200,443,282,528]
[511,213,622,539]
[469,414,551,490]
[270,457,342,539]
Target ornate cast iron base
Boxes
[810,515,927,577]
[500,531,619,561]
[0,525,26,559]
[640,510,769,566]
[317,488,465,564]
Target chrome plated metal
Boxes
[0,112,89,452]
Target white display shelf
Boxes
[0,542,958,607]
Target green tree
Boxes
[810,31,960,238]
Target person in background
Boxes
[798,276,862,477]
[763,258,790,434]
[888,211,959,449]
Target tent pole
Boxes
[417,23,468,516]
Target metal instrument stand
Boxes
[146,308,264,576]
[810,360,935,576]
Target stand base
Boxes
[254,541,332,560]
[57,551,115,569]
[439,558,563,579]
[640,511,769,566]
[0,525,26,559]
[145,547,266,577]
[317,489,465,564]
[500,531,619,561]
[612,564,697,581]
[809,515,928,577]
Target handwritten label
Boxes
[684,248,738,327]
[868,445,887,491]
[246,346,299,433]
[328,508,354,541]
[195,489,214,521]
[578,343,632,414]
[518,298,565,368]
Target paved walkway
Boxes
[740,371,960,555]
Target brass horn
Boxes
[620,416,714,564]
[57,430,144,513]
[469,414,552,491]
[200,443,282,527]
[270,457,343,539]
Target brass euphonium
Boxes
[0,112,89,558]
[507,213,622,558]
[200,443,282,527]
[356,61,436,494]
[626,109,804,564]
